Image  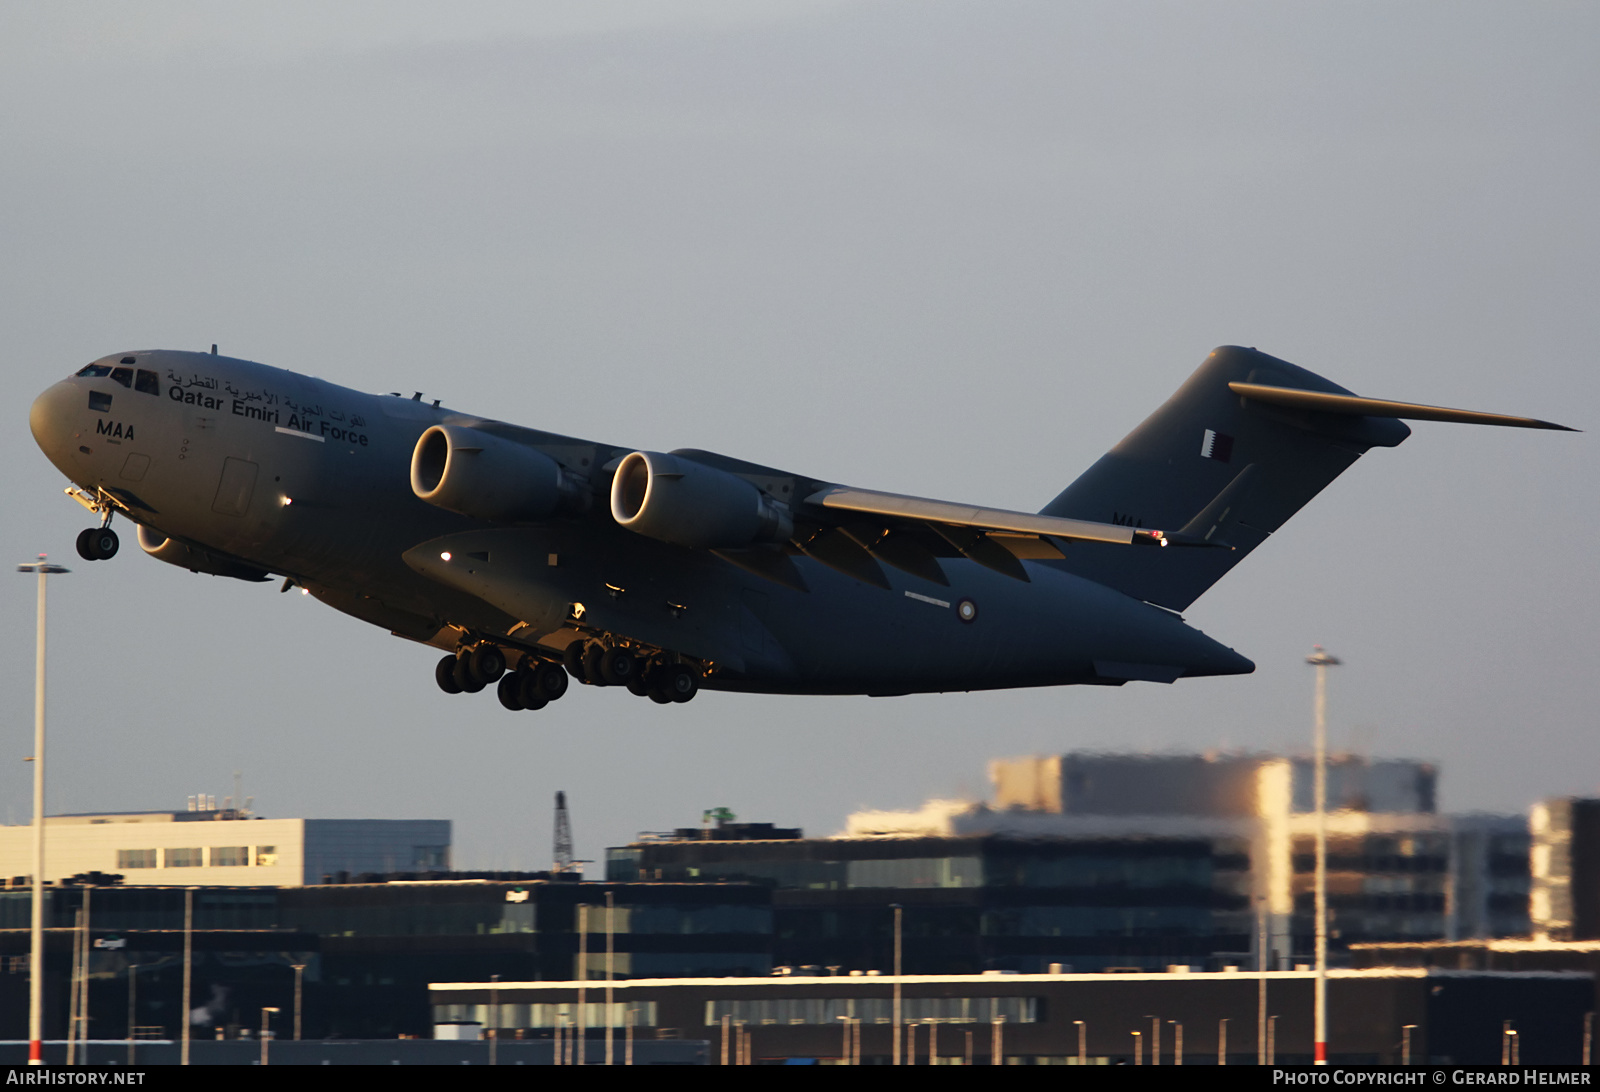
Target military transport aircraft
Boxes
[29,346,1572,712]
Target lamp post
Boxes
[890,903,902,1065]
[290,962,305,1040]
[488,973,498,1067]
[182,887,194,1065]
[605,890,614,1067]
[260,1007,278,1066]
[1307,644,1341,1066]
[17,555,67,1066]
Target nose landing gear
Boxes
[67,487,121,561]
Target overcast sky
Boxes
[2,2,1595,871]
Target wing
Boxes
[790,484,1202,587]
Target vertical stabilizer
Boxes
[1040,346,1410,611]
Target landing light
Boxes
[281,496,292,507]
[440,551,452,562]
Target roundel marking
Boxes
[957,598,978,624]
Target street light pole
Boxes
[891,903,902,1066]
[17,555,67,1067]
[260,1007,278,1066]
[1307,645,1341,1066]
[182,888,194,1066]
[291,963,305,1040]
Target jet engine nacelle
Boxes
[610,450,793,549]
[137,525,271,582]
[410,425,571,523]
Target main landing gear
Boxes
[562,639,699,704]
[433,638,701,711]
[433,644,572,713]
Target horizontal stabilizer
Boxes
[1229,382,1577,431]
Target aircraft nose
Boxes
[30,381,83,473]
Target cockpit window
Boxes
[76,364,112,378]
[135,369,160,395]
[110,367,133,388]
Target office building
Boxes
[0,803,450,887]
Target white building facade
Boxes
[0,809,450,887]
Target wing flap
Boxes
[806,486,1171,546]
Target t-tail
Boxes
[1041,345,1575,612]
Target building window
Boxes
[165,848,203,868]
[210,847,248,867]
[255,846,278,867]
[117,849,157,870]
[705,996,1038,1026]
[434,1002,658,1030]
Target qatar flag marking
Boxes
[1201,429,1233,462]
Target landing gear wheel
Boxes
[453,656,486,694]
[470,645,506,684]
[582,642,609,687]
[563,641,588,683]
[626,673,651,697]
[435,655,463,694]
[515,671,549,711]
[76,527,118,560]
[497,673,525,711]
[599,648,638,687]
[662,664,699,703]
[533,662,568,702]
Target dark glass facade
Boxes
[0,880,770,1040]
[609,835,1248,974]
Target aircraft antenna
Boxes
[553,791,574,875]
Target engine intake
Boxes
[411,425,577,522]
[610,451,792,549]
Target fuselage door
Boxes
[212,456,259,516]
